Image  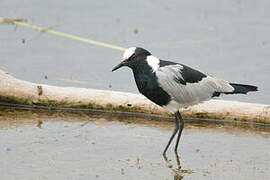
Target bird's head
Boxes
[112,47,151,71]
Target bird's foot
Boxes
[163,153,168,162]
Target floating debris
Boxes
[54,77,90,85]
[179,169,195,174]
[37,119,43,128]
[133,28,139,34]
[39,24,59,34]
[27,23,60,41]
[0,17,27,24]
[120,168,124,175]
[37,85,43,96]
[0,16,27,32]
[136,156,142,169]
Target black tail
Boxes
[212,83,258,97]
[226,83,258,94]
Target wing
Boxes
[156,62,234,107]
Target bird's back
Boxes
[155,60,234,109]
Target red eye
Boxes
[130,54,136,60]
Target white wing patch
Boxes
[123,47,136,60]
[158,64,184,82]
[146,55,160,72]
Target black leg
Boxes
[174,111,184,153]
[163,112,180,156]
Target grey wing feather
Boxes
[155,64,234,107]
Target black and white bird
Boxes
[112,47,258,155]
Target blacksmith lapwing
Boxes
[112,47,258,155]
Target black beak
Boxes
[112,61,126,72]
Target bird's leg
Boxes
[163,112,180,156]
[174,111,184,153]
[175,151,181,170]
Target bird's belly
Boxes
[165,86,213,109]
[162,100,181,112]
[163,95,211,113]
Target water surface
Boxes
[0,110,269,179]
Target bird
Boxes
[112,47,258,155]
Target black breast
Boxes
[132,69,171,106]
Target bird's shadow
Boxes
[163,152,194,179]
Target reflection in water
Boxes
[1,108,269,138]
[163,151,194,179]
[175,151,181,170]
[0,108,269,179]
[1,108,270,139]
[37,119,43,129]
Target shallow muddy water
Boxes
[1,1,270,179]
[0,110,269,179]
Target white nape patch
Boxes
[123,47,136,60]
[146,55,160,72]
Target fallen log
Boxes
[0,70,269,123]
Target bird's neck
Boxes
[131,63,156,94]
